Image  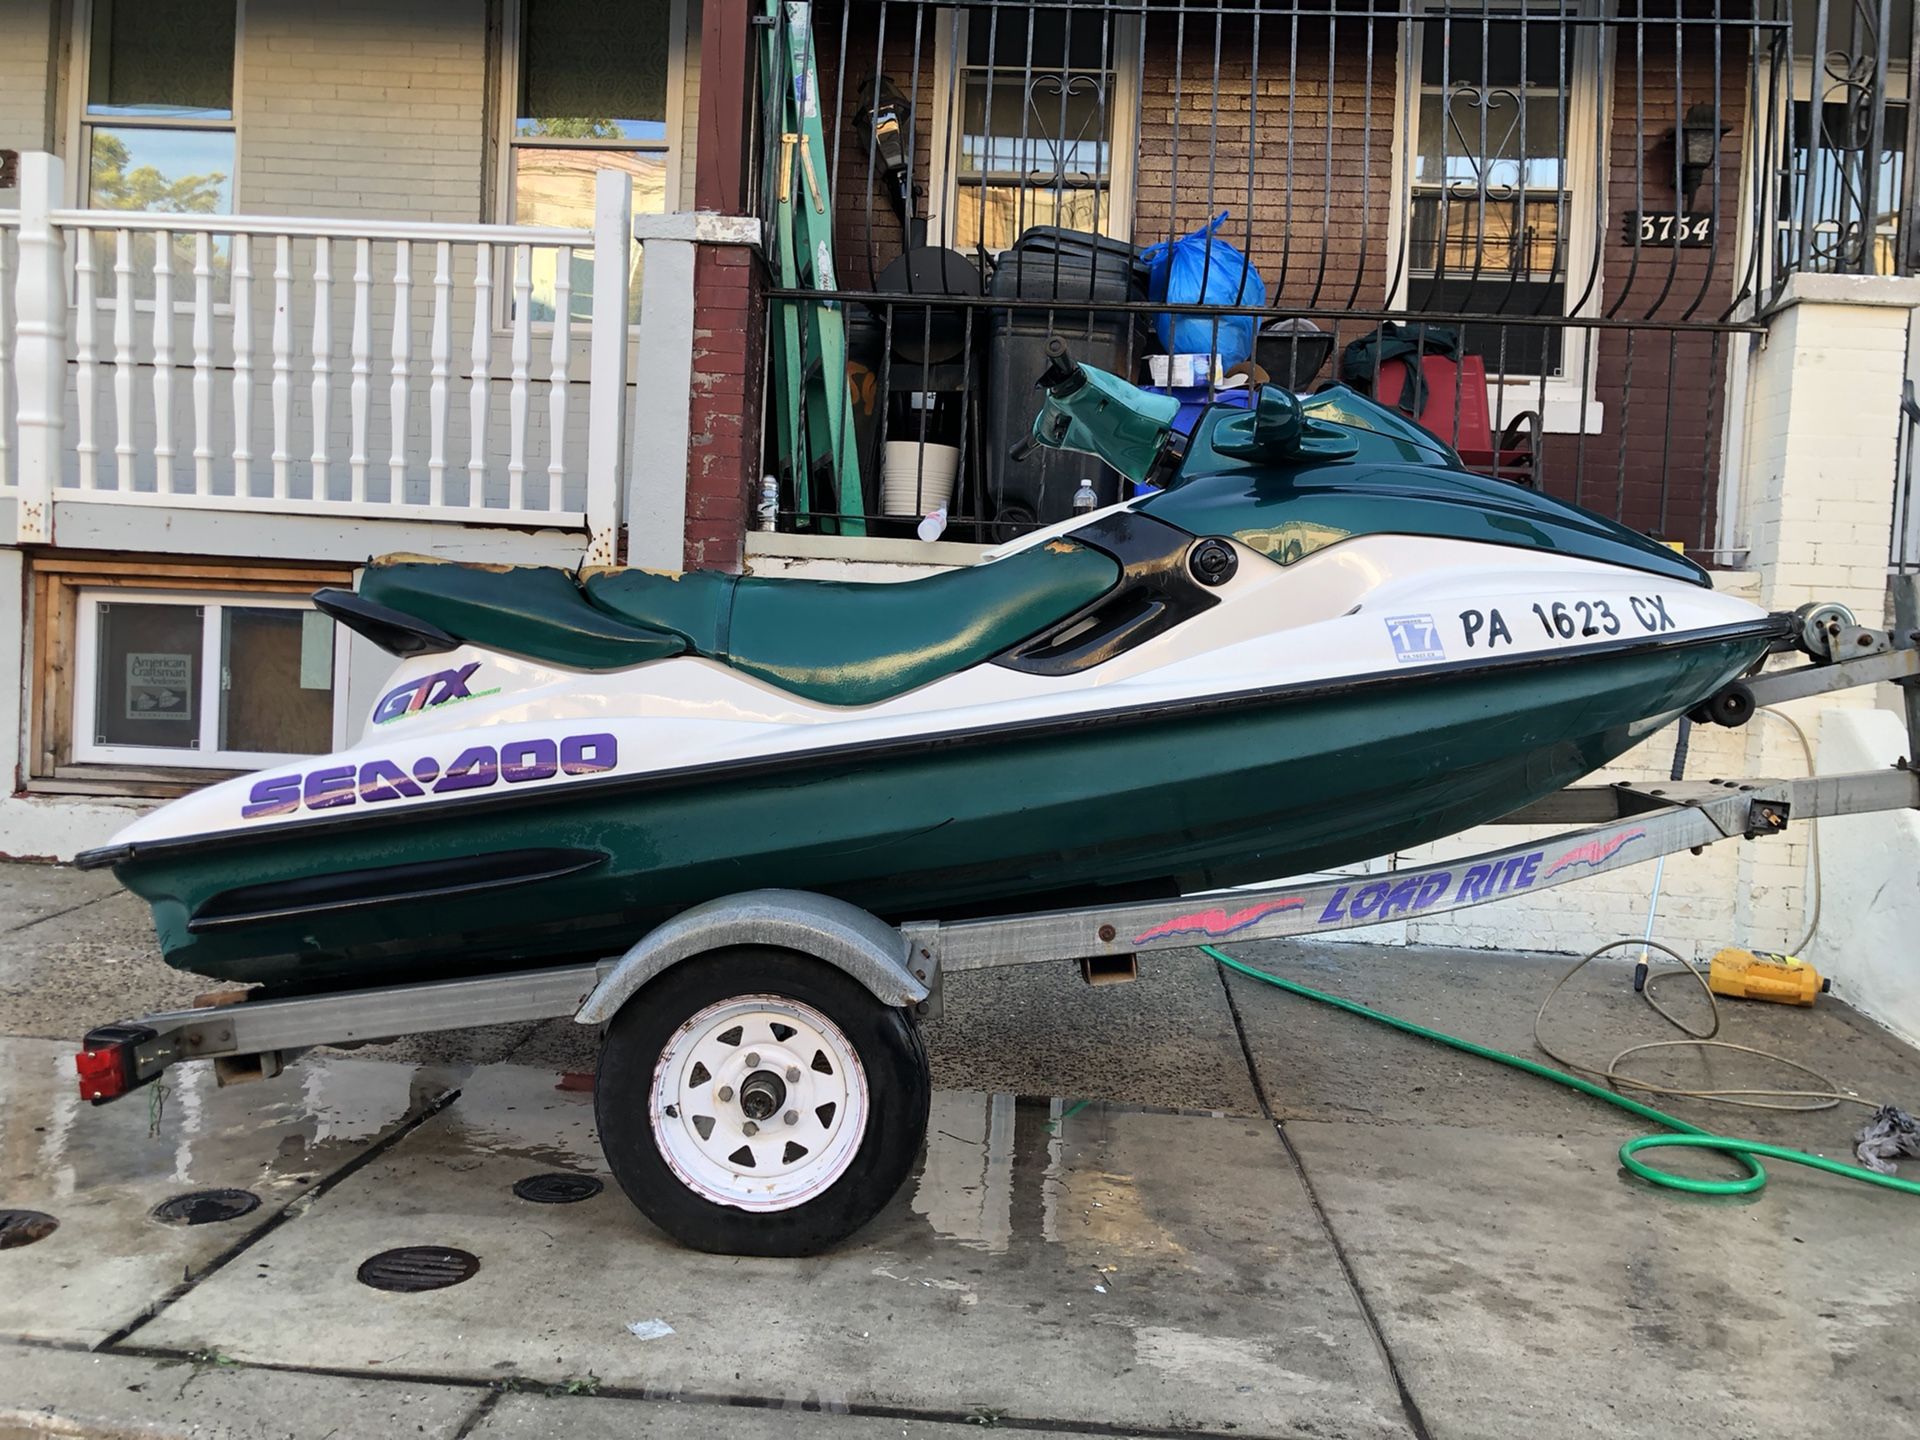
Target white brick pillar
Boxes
[1730,271,1920,948]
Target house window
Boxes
[503,0,681,324]
[70,593,339,769]
[1402,5,1598,380]
[81,0,238,218]
[1780,99,1909,276]
[933,7,1139,255]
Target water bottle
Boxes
[1072,478,1099,515]
[758,474,779,532]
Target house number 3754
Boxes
[1623,211,1713,246]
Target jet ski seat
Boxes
[357,541,1120,706]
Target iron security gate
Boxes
[758,0,1917,556]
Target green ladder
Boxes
[761,0,864,536]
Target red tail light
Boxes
[74,1025,158,1104]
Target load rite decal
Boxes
[1125,825,1653,944]
[242,733,618,819]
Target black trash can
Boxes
[986,229,1148,534]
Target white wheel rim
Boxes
[649,995,870,1212]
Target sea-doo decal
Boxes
[1130,899,1304,946]
[1384,614,1445,663]
[1543,829,1646,878]
[372,662,500,724]
[241,732,617,819]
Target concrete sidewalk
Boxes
[3,861,1919,1438]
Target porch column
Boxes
[1730,271,1920,969]
[682,0,763,573]
[683,240,767,572]
[626,233,698,572]
[623,214,762,574]
[13,151,67,544]
[695,0,752,214]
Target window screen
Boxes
[88,0,237,118]
[519,0,672,141]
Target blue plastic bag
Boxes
[1140,212,1266,366]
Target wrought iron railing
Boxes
[758,0,1917,558]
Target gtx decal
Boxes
[1130,899,1304,947]
[242,732,618,819]
[372,662,499,725]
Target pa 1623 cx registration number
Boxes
[1460,594,1678,649]
[242,732,618,819]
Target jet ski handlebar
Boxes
[1037,336,1087,398]
[1012,341,1184,487]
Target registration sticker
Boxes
[1384,614,1445,663]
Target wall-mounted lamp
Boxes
[1674,103,1729,210]
[853,77,915,231]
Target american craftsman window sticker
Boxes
[126,653,194,721]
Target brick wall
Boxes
[685,244,768,571]
[1132,12,1400,316]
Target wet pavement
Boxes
[3,860,1920,1438]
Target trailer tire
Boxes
[594,947,930,1256]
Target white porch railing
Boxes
[0,152,643,564]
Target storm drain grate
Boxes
[0,1210,58,1250]
[512,1172,604,1205]
[151,1189,261,1226]
[356,1246,481,1293]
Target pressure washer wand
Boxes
[1633,718,1694,994]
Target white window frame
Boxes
[492,0,688,329]
[65,0,246,213]
[71,590,349,769]
[926,6,1141,256]
[1384,0,1609,435]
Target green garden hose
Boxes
[1202,945,1920,1199]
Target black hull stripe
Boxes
[78,614,1791,870]
[186,848,607,932]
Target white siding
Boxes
[0,0,57,178]
[681,0,701,211]
[237,0,491,223]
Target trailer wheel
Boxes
[594,948,930,1256]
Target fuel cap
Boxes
[1188,537,1238,587]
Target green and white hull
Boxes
[80,380,1786,993]
[81,537,1778,992]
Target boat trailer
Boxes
[73,599,1920,1254]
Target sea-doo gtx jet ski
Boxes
[79,344,1788,993]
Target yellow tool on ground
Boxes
[1708,947,1831,1006]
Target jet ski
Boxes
[78,343,1788,994]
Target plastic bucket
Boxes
[882,441,959,517]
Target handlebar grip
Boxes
[1037,336,1084,397]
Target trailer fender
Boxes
[575,889,932,1025]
